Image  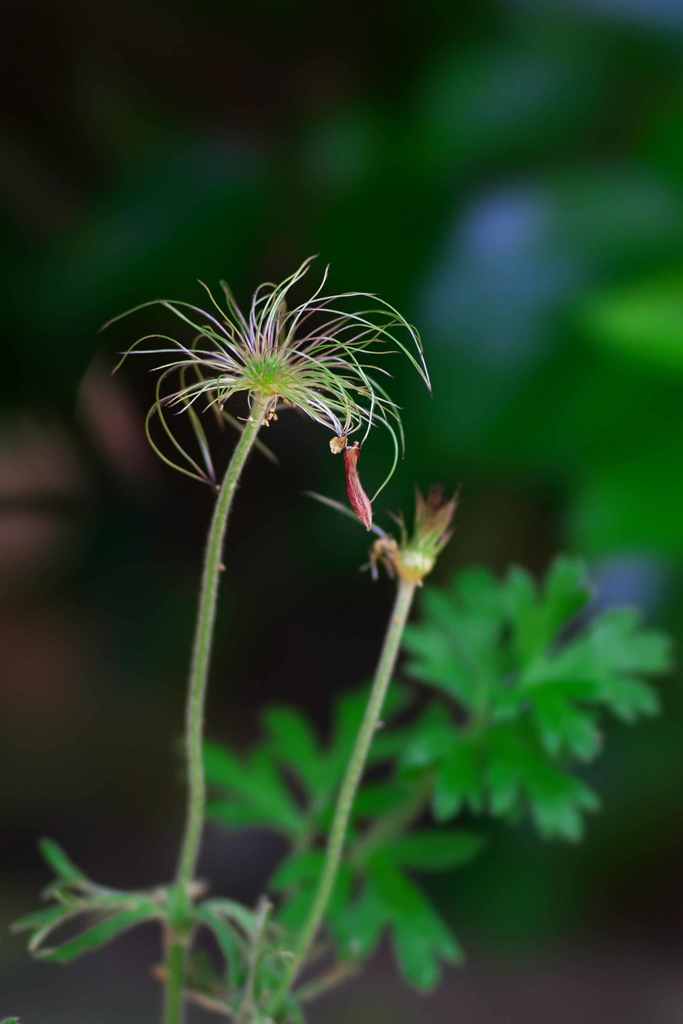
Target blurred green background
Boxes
[2,1,683,1020]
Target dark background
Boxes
[2,1,683,1020]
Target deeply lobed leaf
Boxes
[400,558,671,841]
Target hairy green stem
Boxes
[163,395,269,1024]
[163,935,187,1024]
[268,577,416,1015]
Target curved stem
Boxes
[268,577,416,1016]
[163,395,269,1024]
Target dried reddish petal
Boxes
[343,444,373,531]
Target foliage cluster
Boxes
[16,558,670,1021]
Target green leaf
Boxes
[264,706,321,780]
[528,770,599,843]
[331,881,387,960]
[201,899,259,938]
[599,676,660,721]
[401,704,459,769]
[503,559,591,664]
[353,778,418,819]
[531,690,602,761]
[403,570,504,712]
[542,558,592,644]
[368,859,462,990]
[13,902,93,956]
[13,904,77,935]
[369,724,419,762]
[588,609,672,675]
[206,799,287,831]
[208,686,412,846]
[271,849,352,928]
[204,743,247,787]
[393,925,443,990]
[36,905,158,964]
[274,853,352,934]
[269,850,326,892]
[403,558,670,840]
[194,904,242,988]
[525,608,670,724]
[433,738,484,821]
[502,567,538,665]
[39,839,89,886]
[205,742,304,837]
[486,726,526,817]
[276,890,314,935]
[487,725,599,841]
[387,830,484,872]
[1,1017,20,1023]
[319,685,410,794]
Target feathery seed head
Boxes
[105,256,429,496]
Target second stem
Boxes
[269,576,416,1014]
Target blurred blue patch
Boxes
[423,187,580,367]
[592,555,667,615]
[521,0,683,33]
